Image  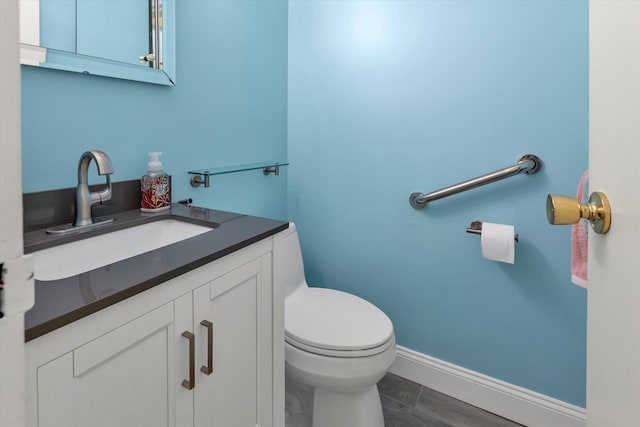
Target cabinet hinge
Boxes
[0,262,5,318]
[0,255,35,318]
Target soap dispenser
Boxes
[141,152,171,212]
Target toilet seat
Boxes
[286,333,395,358]
[285,287,394,358]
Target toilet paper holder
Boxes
[466,220,519,242]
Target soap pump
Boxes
[141,152,171,212]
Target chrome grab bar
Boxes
[409,154,542,209]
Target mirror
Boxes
[19,0,175,86]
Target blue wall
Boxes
[288,0,588,406]
[22,0,288,220]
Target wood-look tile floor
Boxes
[378,373,525,427]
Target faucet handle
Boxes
[95,174,113,203]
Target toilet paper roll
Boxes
[481,222,515,264]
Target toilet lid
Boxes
[285,288,394,352]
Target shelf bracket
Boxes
[263,165,280,176]
[190,174,210,188]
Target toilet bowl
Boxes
[274,224,396,427]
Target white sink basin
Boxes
[33,219,213,281]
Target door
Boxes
[0,1,34,427]
[192,259,262,427]
[34,303,177,427]
[587,2,640,425]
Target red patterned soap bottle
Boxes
[141,152,171,212]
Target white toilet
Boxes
[274,224,396,427]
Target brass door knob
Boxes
[546,192,611,234]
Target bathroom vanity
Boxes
[22,204,288,427]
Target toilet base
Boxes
[285,376,313,427]
[313,386,384,427]
[285,376,384,427]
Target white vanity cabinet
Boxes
[25,237,282,427]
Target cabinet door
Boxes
[193,258,263,427]
[35,302,177,427]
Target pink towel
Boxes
[571,170,589,288]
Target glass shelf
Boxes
[188,161,288,177]
[188,161,288,188]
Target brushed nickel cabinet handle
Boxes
[200,320,213,375]
[181,331,195,390]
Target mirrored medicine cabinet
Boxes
[19,0,175,86]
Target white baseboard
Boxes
[389,345,586,427]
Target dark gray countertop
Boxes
[23,204,288,341]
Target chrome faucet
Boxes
[46,150,115,235]
[73,150,114,227]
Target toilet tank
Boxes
[273,223,307,297]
